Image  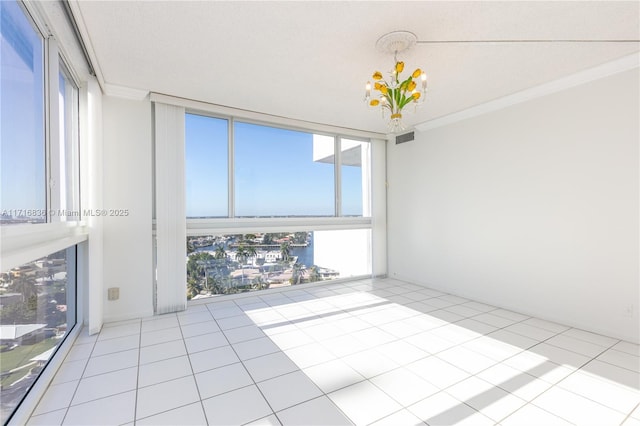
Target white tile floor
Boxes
[27,278,640,426]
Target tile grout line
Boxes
[177,310,211,426]
[132,318,143,425]
[58,326,100,424]
[206,300,282,425]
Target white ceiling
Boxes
[72,1,640,133]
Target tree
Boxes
[214,244,227,260]
[245,245,257,264]
[293,232,308,244]
[203,275,221,295]
[187,240,195,254]
[10,274,38,303]
[262,234,273,245]
[187,278,201,300]
[252,276,267,291]
[187,252,214,290]
[290,263,306,285]
[0,302,36,323]
[280,242,291,263]
[236,245,248,265]
[187,278,202,299]
[235,246,249,285]
[309,265,321,283]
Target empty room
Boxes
[0,1,638,425]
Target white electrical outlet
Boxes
[107,287,120,301]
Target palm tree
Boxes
[291,263,306,285]
[187,278,201,299]
[236,245,248,265]
[11,273,38,303]
[280,242,291,262]
[235,245,249,285]
[309,265,321,283]
[245,245,257,264]
[214,244,227,260]
[203,274,223,295]
[187,252,214,290]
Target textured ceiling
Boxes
[72,1,640,133]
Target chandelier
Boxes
[365,31,427,132]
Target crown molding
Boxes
[103,83,150,101]
[415,52,640,132]
[150,92,386,140]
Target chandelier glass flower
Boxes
[364,31,427,132]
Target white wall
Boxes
[387,68,639,343]
[101,96,154,322]
[314,229,372,277]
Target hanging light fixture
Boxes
[365,31,427,132]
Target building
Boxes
[1,1,638,425]
[0,324,47,346]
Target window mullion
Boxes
[228,117,235,218]
[335,136,342,217]
[47,38,62,222]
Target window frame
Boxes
[152,92,387,310]
[0,2,86,422]
[52,57,81,222]
[184,110,373,225]
[184,112,230,219]
[1,0,47,224]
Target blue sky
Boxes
[186,114,364,218]
[1,0,46,216]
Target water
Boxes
[291,236,314,267]
[193,233,315,267]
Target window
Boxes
[0,246,77,423]
[0,1,82,420]
[185,114,228,218]
[185,117,371,218]
[0,0,46,224]
[55,61,80,221]
[182,108,376,300]
[186,231,371,298]
[341,139,371,217]
[235,122,335,217]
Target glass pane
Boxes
[186,230,371,299]
[340,139,371,217]
[0,0,46,224]
[0,246,77,423]
[57,64,80,221]
[234,122,335,217]
[185,114,228,218]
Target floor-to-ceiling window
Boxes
[0,1,83,422]
[185,114,373,299]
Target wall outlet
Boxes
[107,287,120,301]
